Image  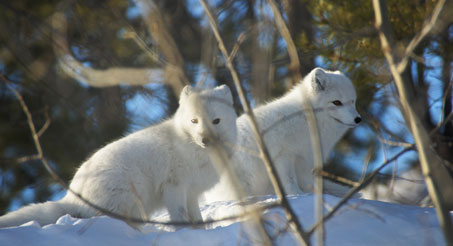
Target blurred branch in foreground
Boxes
[0,73,282,229]
[199,0,309,244]
[372,0,453,244]
[266,0,325,244]
[51,12,165,88]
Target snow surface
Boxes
[0,194,447,246]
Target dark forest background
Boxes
[0,0,452,214]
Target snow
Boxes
[0,194,446,246]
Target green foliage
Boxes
[0,0,450,212]
[306,0,452,181]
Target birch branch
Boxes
[0,73,279,228]
[208,142,272,244]
[198,1,310,245]
[372,0,453,244]
[193,38,271,240]
[267,0,325,244]
[396,0,448,73]
[51,12,165,87]
[266,0,302,84]
[310,99,453,235]
[136,0,189,95]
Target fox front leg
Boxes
[295,154,315,193]
[163,186,190,223]
[276,155,304,194]
[186,193,203,223]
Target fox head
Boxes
[176,85,237,149]
[304,68,361,128]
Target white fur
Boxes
[0,85,237,228]
[205,68,361,202]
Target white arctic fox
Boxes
[205,68,361,202]
[0,85,237,228]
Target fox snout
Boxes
[196,133,213,148]
[197,136,214,148]
[202,137,210,145]
[196,133,221,148]
[331,112,362,128]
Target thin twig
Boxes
[319,171,359,188]
[37,105,51,138]
[376,135,413,148]
[136,0,190,93]
[431,111,453,136]
[396,0,447,73]
[129,183,149,222]
[372,0,453,244]
[438,79,453,131]
[8,155,41,164]
[228,32,246,63]
[267,0,325,244]
[2,76,44,160]
[122,27,165,65]
[51,12,165,88]
[266,0,302,84]
[203,109,272,244]
[198,1,310,245]
[386,153,398,199]
[314,93,453,236]
[307,147,414,236]
[0,73,283,228]
[359,144,375,183]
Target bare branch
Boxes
[208,143,272,243]
[319,171,359,188]
[194,94,272,242]
[37,105,51,138]
[136,0,189,95]
[359,145,375,183]
[122,27,164,65]
[267,0,325,244]
[310,93,453,236]
[439,81,453,127]
[266,0,302,84]
[0,73,283,228]
[431,111,453,136]
[13,155,41,164]
[397,0,448,73]
[372,0,453,244]
[376,135,413,148]
[2,75,45,160]
[51,12,165,88]
[129,183,149,222]
[198,1,309,245]
[308,147,414,236]
[228,32,247,63]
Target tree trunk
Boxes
[281,0,315,76]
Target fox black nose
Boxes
[202,137,210,145]
[354,117,362,124]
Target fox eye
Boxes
[191,119,198,124]
[212,118,220,125]
[332,100,343,106]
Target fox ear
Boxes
[180,85,193,101]
[312,68,327,92]
[214,84,233,105]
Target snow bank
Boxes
[0,194,446,246]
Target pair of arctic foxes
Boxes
[0,67,361,228]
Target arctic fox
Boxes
[0,85,237,228]
[205,68,361,201]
